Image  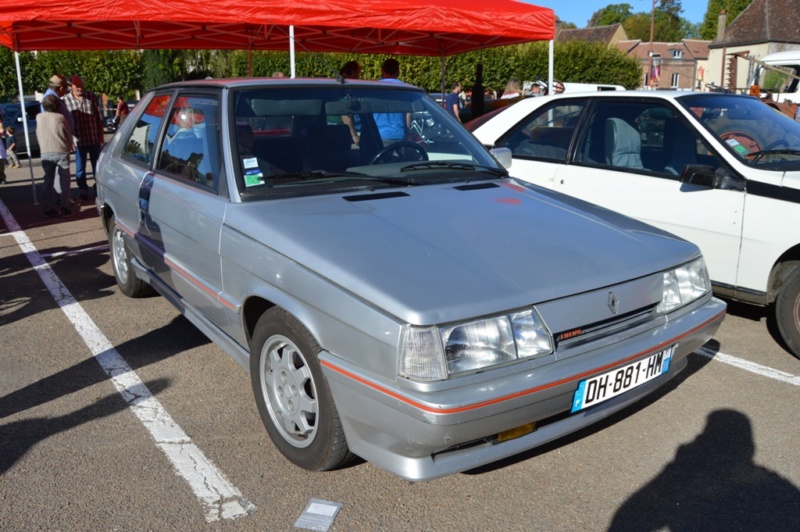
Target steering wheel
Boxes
[761,138,790,151]
[750,137,790,163]
[369,141,428,165]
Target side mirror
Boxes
[490,147,513,169]
[680,164,745,191]
[679,164,716,187]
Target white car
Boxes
[469,90,800,359]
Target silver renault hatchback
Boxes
[95,77,725,481]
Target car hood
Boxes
[226,179,699,324]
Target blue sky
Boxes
[523,0,708,27]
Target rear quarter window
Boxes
[121,94,171,166]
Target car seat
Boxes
[604,117,643,169]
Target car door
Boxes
[139,91,230,327]
[498,97,746,289]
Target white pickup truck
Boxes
[748,50,800,107]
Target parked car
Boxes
[1,101,40,156]
[104,100,139,133]
[468,90,800,359]
[95,78,724,481]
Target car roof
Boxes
[539,89,734,101]
[154,77,425,92]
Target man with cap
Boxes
[42,74,75,134]
[63,74,104,200]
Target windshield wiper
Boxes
[275,171,415,187]
[400,161,507,177]
[750,149,800,163]
[276,170,355,179]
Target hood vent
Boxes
[454,182,500,191]
[344,191,410,202]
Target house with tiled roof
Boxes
[556,24,628,48]
[617,40,710,89]
[706,0,800,91]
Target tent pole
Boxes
[289,26,296,78]
[14,51,37,204]
[440,57,446,108]
[248,49,253,77]
[548,39,554,94]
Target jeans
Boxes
[75,143,102,191]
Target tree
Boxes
[143,50,188,90]
[589,4,634,27]
[556,18,578,30]
[624,9,684,42]
[0,49,37,99]
[699,0,752,40]
[659,0,684,18]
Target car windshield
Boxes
[232,86,505,198]
[678,94,800,168]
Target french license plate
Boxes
[571,347,674,413]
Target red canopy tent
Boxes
[0,0,554,55]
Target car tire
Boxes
[250,307,352,471]
[776,267,800,359]
[107,215,154,298]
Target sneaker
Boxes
[61,208,74,217]
[42,209,59,218]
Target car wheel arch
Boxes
[242,295,325,355]
[768,254,800,303]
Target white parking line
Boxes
[41,243,109,259]
[0,200,254,522]
[695,346,800,386]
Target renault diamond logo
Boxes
[608,292,620,314]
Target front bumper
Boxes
[320,296,726,481]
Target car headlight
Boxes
[399,309,553,382]
[657,257,710,314]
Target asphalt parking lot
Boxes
[1,162,799,530]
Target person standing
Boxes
[501,78,522,99]
[114,96,129,128]
[64,74,104,200]
[339,61,361,80]
[37,94,75,217]
[375,58,409,145]
[5,126,20,168]
[340,61,362,144]
[445,81,462,122]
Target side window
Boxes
[121,94,170,166]
[576,101,649,169]
[498,101,586,161]
[25,105,40,121]
[157,94,222,190]
[576,100,724,177]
